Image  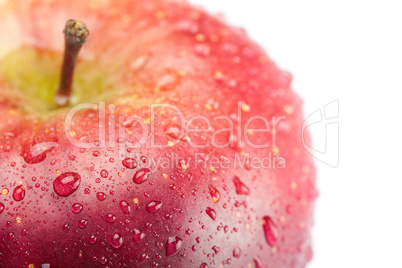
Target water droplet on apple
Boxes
[146,201,162,213]
[165,236,182,256]
[78,219,88,229]
[199,263,209,268]
[120,200,131,214]
[7,232,15,240]
[155,69,181,92]
[0,202,5,214]
[140,156,148,163]
[21,229,28,236]
[53,172,81,197]
[96,192,106,201]
[100,170,108,178]
[13,185,25,201]
[212,245,220,254]
[208,185,220,203]
[71,203,83,214]
[133,168,150,184]
[63,223,70,231]
[164,124,183,140]
[22,141,58,164]
[109,233,124,249]
[100,256,107,264]
[205,207,216,220]
[140,253,149,263]
[3,144,12,152]
[233,247,241,258]
[133,228,145,243]
[91,140,99,148]
[130,54,150,71]
[106,213,116,223]
[122,158,138,169]
[123,118,138,128]
[262,216,279,247]
[233,176,250,195]
[89,234,97,244]
[253,257,263,268]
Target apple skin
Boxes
[0,0,316,267]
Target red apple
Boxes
[0,0,316,267]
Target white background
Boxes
[188,1,402,267]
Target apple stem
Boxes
[55,19,89,107]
